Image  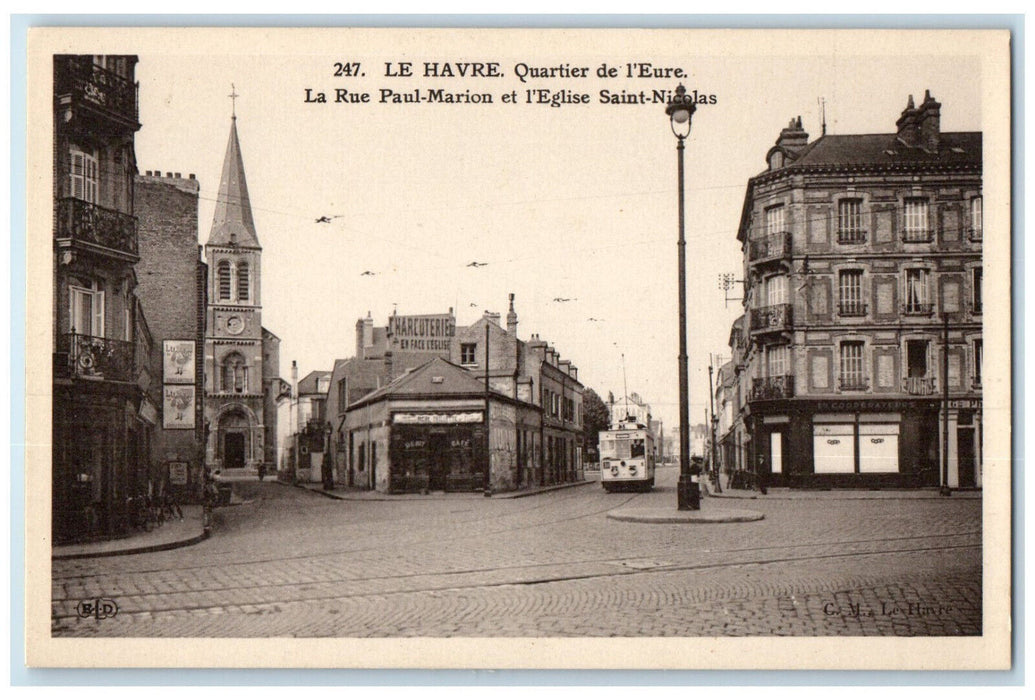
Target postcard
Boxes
[25,26,1011,669]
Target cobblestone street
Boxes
[52,466,982,637]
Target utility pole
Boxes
[708,354,722,493]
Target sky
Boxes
[116,28,987,431]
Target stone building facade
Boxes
[733,92,982,488]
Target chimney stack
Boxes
[506,293,518,335]
[896,94,921,148]
[775,115,809,153]
[291,360,298,397]
[917,89,941,153]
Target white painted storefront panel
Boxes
[770,432,783,473]
[858,423,900,473]
[813,424,855,473]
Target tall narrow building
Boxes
[202,112,279,474]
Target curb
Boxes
[606,507,765,524]
[703,483,982,500]
[52,528,210,561]
[288,478,595,501]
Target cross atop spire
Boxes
[228,83,239,119]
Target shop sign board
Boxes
[394,412,482,424]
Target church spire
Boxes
[207,112,260,248]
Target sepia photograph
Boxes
[23,25,1012,669]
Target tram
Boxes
[599,418,656,492]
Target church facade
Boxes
[202,113,280,473]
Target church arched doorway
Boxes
[218,408,252,471]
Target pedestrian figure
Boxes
[757,455,768,495]
[257,463,266,481]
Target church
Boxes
[202,109,281,474]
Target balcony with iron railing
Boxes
[750,303,793,333]
[904,376,937,395]
[751,374,795,401]
[748,231,792,264]
[55,197,139,260]
[56,332,135,383]
[54,56,139,128]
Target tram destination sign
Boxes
[389,313,455,352]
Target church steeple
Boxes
[207,115,260,248]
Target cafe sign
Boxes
[394,412,483,425]
[388,314,455,352]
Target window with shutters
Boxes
[837,199,865,243]
[903,268,932,314]
[69,148,98,203]
[972,267,983,314]
[903,198,930,242]
[765,275,787,306]
[973,339,983,387]
[766,344,789,377]
[70,282,104,337]
[839,341,866,390]
[970,196,982,240]
[838,270,866,316]
[765,205,786,236]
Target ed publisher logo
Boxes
[76,598,118,620]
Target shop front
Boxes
[389,412,487,492]
[749,398,942,488]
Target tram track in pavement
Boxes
[51,530,980,623]
[52,486,644,580]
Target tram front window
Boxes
[631,439,645,458]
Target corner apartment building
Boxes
[735,92,982,488]
[52,55,158,542]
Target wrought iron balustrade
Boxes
[838,301,868,317]
[61,333,135,382]
[902,228,934,243]
[55,57,138,123]
[837,229,868,245]
[750,303,793,332]
[751,375,795,400]
[904,376,937,395]
[838,376,869,391]
[748,231,792,262]
[56,197,138,258]
[902,302,936,316]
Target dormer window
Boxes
[768,151,784,171]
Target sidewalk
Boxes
[288,477,596,501]
[52,505,207,560]
[702,482,982,500]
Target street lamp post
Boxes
[667,84,699,510]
